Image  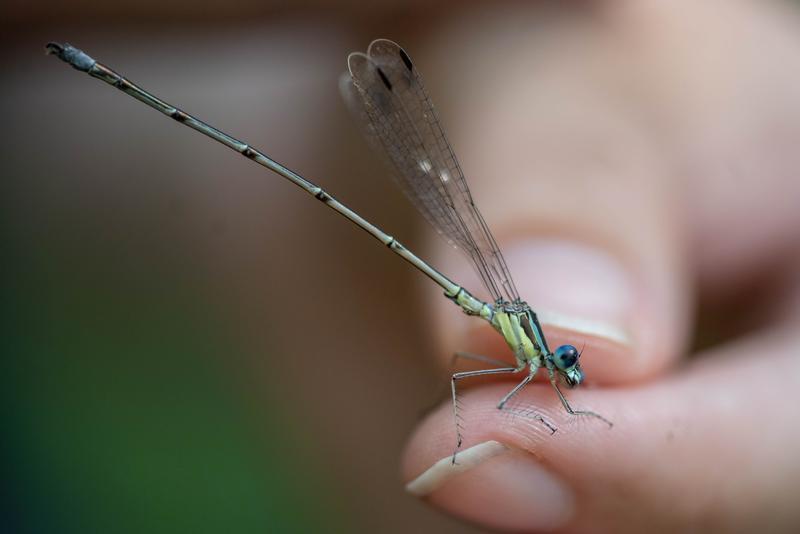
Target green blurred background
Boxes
[2,2,486,532]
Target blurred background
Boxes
[2,2,498,533]
[5,1,800,533]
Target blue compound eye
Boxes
[553,345,579,370]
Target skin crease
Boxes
[402,0,800,532]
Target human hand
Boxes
[402,1,800,531]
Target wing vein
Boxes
[342,39,519,303]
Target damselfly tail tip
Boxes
[44,42,62,53]
[45,42,96,72]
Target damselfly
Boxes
[46,39,611,459]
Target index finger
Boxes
[418,26,688,385]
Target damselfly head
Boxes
[553,344,584,388]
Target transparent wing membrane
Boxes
[342,39,519,303]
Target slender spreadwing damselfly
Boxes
[46,38,612,459]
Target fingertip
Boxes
[402,397,579,532]
[504,238,686,381]
[410,444,576,531]
[428,236,686,384]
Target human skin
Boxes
[401,1,800,531]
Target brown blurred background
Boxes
[10,0,800,532]
[1,2,496,532]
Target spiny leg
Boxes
[549,377,613,428]
[506,404,557,434]
[451,366,521,464]
[496,373,535,410]
[497,367,558,435]
[419,351,515,419]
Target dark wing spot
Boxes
[399,48,413,71]
[376,67,392,91]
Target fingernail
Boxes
[503,239,634,345]
[406,441,575,531]
[406,440,509,496]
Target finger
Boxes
[420,11,689,383]
[612,0,800,290]
[403,327,800,532]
